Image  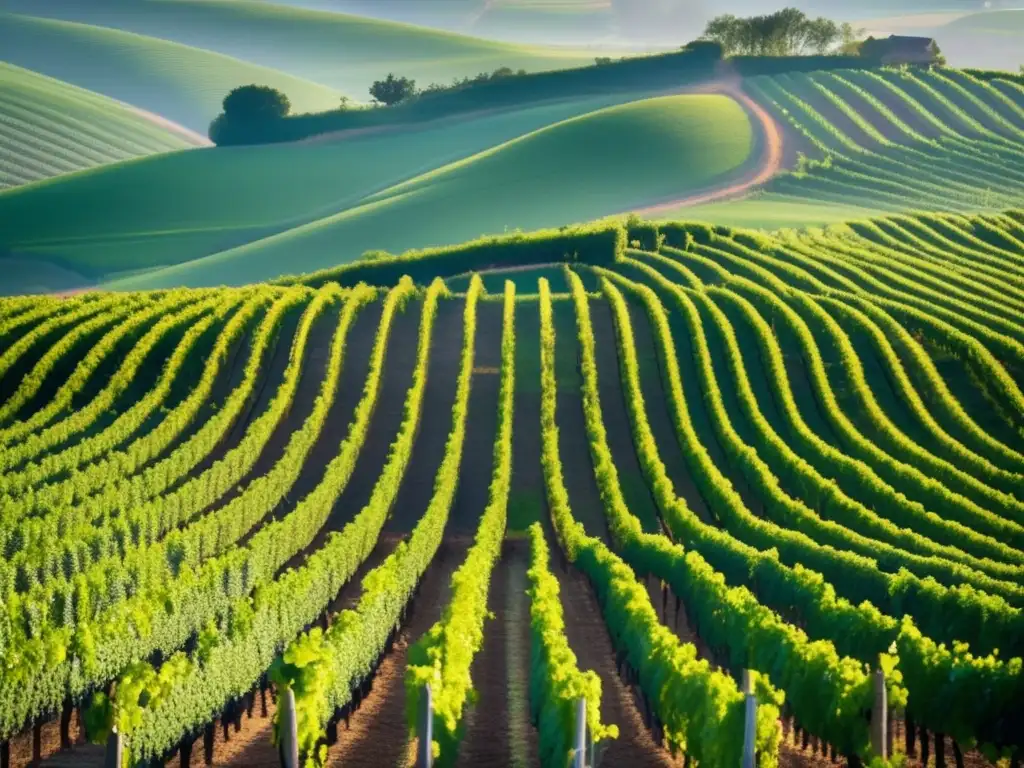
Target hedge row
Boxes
[277,222,627,288]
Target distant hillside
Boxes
[0,12,344,131]
[0,63,205,189]
[0,92,753,290]
[932,10,1024,72]
[0,94,632,281]
[108,94,754,289]
[0,0,617,98]
[677,67,1024,229]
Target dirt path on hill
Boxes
[631,80,785,216]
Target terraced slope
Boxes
[0,0,614,96]
[742,67,1024,216]
[0,211,1021,768]
[0,12,344,130]
[0,63,204,190]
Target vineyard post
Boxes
[742,670,757,768]
[278,687,299,768]
[104,729,123,768]
[871,666,887,761]
[573,698,586,768]
[416,683,433,768]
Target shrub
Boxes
[370,74,417,105]
[222,85,290,121]
[276,222,627,288]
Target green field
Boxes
[0,12,346,130]
[0,62,205,189]
[106,94,753,288]
[0,211,1021,767]
[0,93,752,288]
[0,0,621,97]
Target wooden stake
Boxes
[573,698,586,768]
[952,739,965,768]
[871,666,887,760]
[416,683,433,768]
[742,670,757,768]
[278,687,299,768]
[103,729,123,768]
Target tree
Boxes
[805,17,841,54]
[222,85,290,121]
[702,8,845,56]
[369,74,417,106]
[682,39,725,60]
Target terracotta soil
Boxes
[551,297,612,543]
[447,299,503,537]
[455,542,538,768]
[322,538,468,767]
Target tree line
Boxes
[701,8,863,57]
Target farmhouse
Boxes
[859,35,943,65]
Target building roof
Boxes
[880,35,937,52]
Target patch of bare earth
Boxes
[552,544,680,768]
[456,543,538,768]
[324,539,468,768]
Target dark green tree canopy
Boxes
[222,85,291,121]
[702,8,849,56]
[369,74,417,106]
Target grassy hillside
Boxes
[0,93,637,280]
[0,0,618,98]
[0,12,344,130]
[107,94,753,288]
[933,10,1024,72]
[0,63,204,190]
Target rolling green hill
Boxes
[0,93,638,280]
[933,10,1024,72]
[0,12,344,130]
[0,0,619,98]
[0,63,204,190]
[104,94,754,288]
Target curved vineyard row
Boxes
[744,68,1024,213]
[0,210,1022,768]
